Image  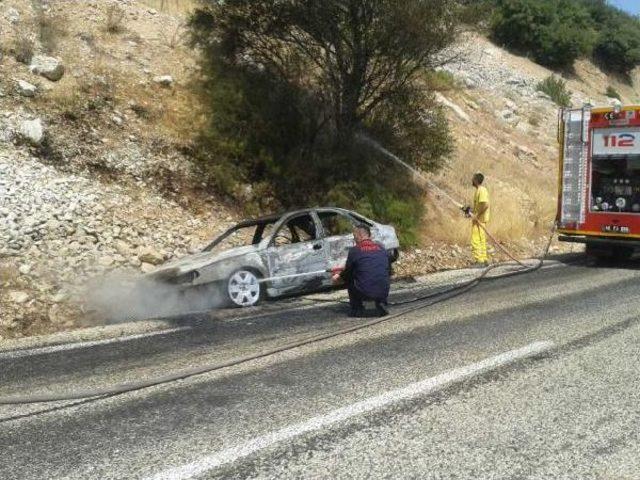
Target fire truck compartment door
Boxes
[561,109,590,224]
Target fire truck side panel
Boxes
[558,106,640,247]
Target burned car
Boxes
[147,208,400,307]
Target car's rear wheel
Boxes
[227,269,263,307]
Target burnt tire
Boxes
[226,269,263,307]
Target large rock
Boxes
[515,145,536,160]
[115,240,131,256]
[153,75,174,87]
[138,247,165,265]
[16,79,37,97]
[9,291,30,304]
[98,256,115,268]
[435,92,470,122]
[6,8,20,24]
[19,118,45,145]
[18,264,32,275]
[140,262,156,274]
[30,55,65,82]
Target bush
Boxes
[328,181,425,246]
[105,5,126,34]
[491,0,596,69]
[35,11,68,54]
[528,112,542,127]
[424,70,458,91]
[537,75,572,107]
[582,0,640,75]
[456,0,495,29]
[12,34,35,64]
[490,0,640,74]
[594,17,640,75]
[606,86,621,101]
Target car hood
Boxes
[147,244,262,278]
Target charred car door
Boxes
[317,209,357,272]
[265,212,328,294]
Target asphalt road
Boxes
[1,256,640,479]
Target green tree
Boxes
[189,0,461,244]
[592,10,640,75]
[491,0,596,69]
[490,0,640,75]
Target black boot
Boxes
[375,301,389,317]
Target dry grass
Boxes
[32,12,202,146]
[105,5,126,34]
[42,61,203,146]
[11,33,35,64]
[35,10,68,54]
[528,109,543,127]
[35,51,118,120]
[44,87,85,120]
[421,98,558,250]
[118,78,205,145]
[0,264,20,286]
[159,22,187,49]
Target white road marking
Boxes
[0,327,190,360]
[147,341,554,480]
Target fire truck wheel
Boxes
[612,247,634,261]
[586,244,633,260]
[585,244,608,259]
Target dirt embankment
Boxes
[0,0,237,338]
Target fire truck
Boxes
[558,104,640,258]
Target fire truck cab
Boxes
[558,104,640,258]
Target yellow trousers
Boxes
[471,223,488,263]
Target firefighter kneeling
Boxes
[332,224,391,318]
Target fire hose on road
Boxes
[0,234,555,406]
[0,138,559,405]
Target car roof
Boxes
[234,207,360,228]
[233,209,309,228]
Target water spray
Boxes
[355,133,466,209]
[258,269,336,284]
[259,266,346,284]
[356,132,532,266]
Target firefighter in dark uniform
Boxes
[332,224,391,317]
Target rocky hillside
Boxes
[0,0,236,338]
[409,32,639,269]
[0,0,638,340]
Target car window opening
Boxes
[203,221,278,252]
[274,214,317,246]
[318,211,356,237]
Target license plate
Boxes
[602,225,630,234]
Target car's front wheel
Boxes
[226,269,263,307]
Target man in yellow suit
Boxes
[468,172,490,267]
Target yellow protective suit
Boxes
[471,186,490,263]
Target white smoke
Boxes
[83,273,224,323]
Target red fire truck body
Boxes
[558,105,640,257]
